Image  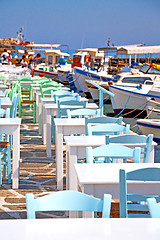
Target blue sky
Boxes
[0,0,160,52]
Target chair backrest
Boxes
[53,90,75,103]
[0,108,10,118]
[41,87,61,98]
[26,190,112,219]
[57,97,86,118]
[85,116,123,135]
[40,82,61,89]
[119,168,160,218]
[67,108,100,118]
[87,123,130,136]
[10,94,19,118]
[147,198,160,218]
[86,144,141,163]
[18,76,32,83]
[105,134,153,163]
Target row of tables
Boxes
[0,93,21,189]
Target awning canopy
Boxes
[26,43,68,49]
[44,49,69,57]
[117,45,160,55]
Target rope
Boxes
[115,90,134,117]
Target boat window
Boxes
[147,67,160,74]
[122,77,153,85]
[112,75,121,82]
[140,64,150,73]
[48,55,53,65]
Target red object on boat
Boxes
[39,73,44,77]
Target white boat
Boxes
[108,64,160,118]
[137,119,160,142]
[146,98,160,119]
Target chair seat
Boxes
[21,100,36,104]
[21,92,31,95]
[0,141,10,148]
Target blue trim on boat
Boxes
[109,85,160,99]
[137,122,160,129]
[75,68,110,82]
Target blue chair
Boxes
[57,96,86,118]
[10,94,19,118]
[26,190,112,219]
[86,144,141,163]
[147,197,160,218]
[53,90,75,103]
[85,116,123,135]
[119,168,160,218]
[67,108,100,118]
[87,123,130,136]
[105,134,153,163]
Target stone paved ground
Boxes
[0,115,160,219]
[0,116,67,219]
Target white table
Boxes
[74,163,160,199]
[64,135,156,190]
[1,218,160,240]
[44,102,98,145]
[0,118,21,188]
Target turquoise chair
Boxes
[57,96,86,118]
[85,116,123,135]
[26,190,112,219]
[67,108,100,118]
[87,123,130,136]
[105,134,153,163]
[10,94,19,118]
[86,144,141,163]
[53,90,75,103]
[147,197,160,218]
[119,168,160,218]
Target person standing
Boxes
[7,50,12,65]
[28,53,41,77]
[1,49,9,64]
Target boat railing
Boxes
[86,80,114,116]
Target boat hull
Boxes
[34,69,68,85]
[109,85,149,118]
[74,67,112,102]
[137,119,160,142]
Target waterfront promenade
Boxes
[0,115,160,219]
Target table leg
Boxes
[150,146,154,163]
[56,126,63,190]
[12,126,20,189]
[43,105,47,144]
[68,147,78,191]
[46,113,52,157]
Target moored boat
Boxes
[137,119,160,142]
